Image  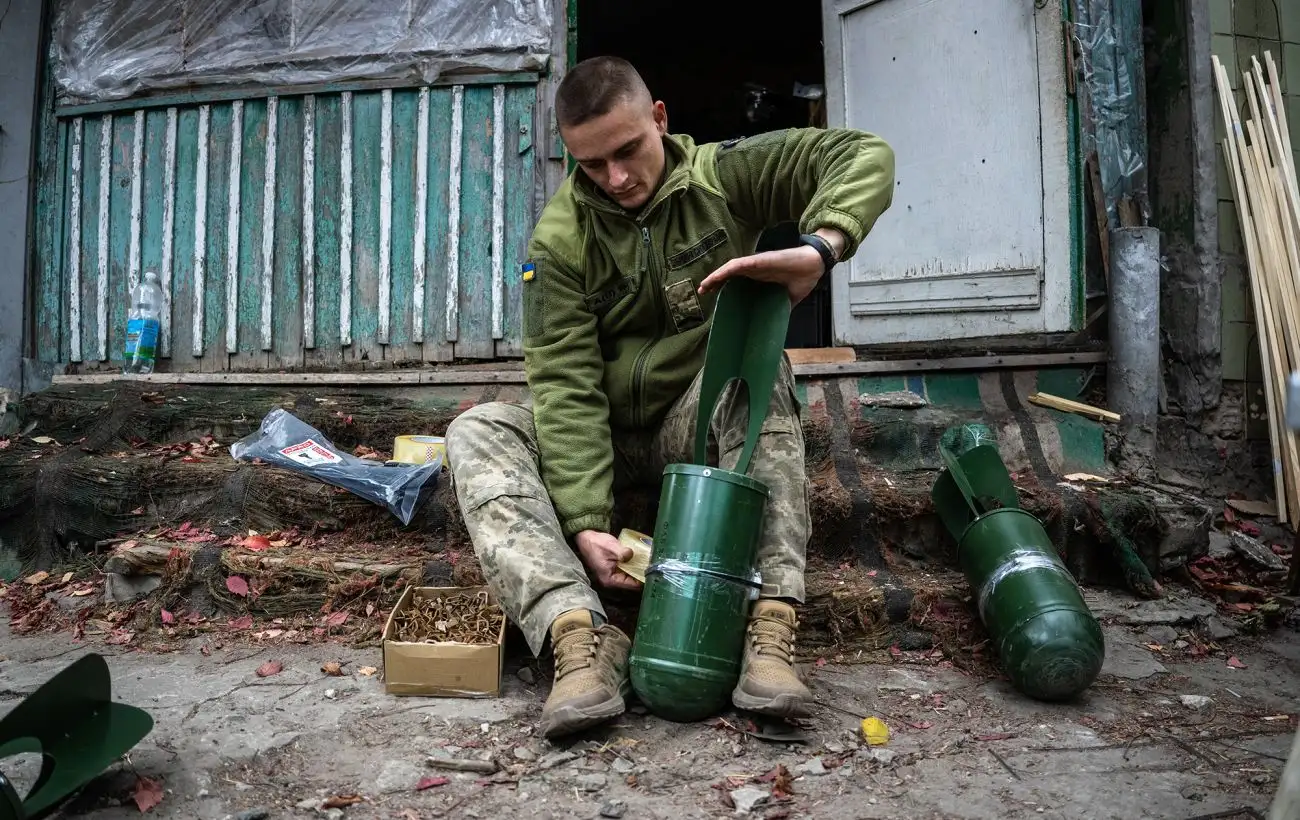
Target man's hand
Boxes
[697,228,847,305]
[575,530,643,591]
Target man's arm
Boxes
[521,248,615,538]
[715,127,895,259]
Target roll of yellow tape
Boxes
[392,435,447,466]
[617,528,654,583]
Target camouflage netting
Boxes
[1,382,1180,608]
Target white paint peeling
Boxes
[127,109,144,294]
[68,117,84,363]
[226,99,244,353]
[160,107,177,357]
[96,114,112,362]
[413,88,429,344]
[260,95,278,352]
[341,91,353,347]
[446,85,464,343]
[491,85,506,340]
[302,95,316,349]
[378,88,393,345]
[193,105,210,357]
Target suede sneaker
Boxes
[731,599,813,717]
[539,609,631,738]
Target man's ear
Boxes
[652,100,668,135]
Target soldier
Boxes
[445,56,895,738]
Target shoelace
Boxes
[554,628,600,679]
[748,617,795,663]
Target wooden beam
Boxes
[50,351,1111,387]
[1028,391,1120,423]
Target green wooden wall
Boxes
[34,77,539,371]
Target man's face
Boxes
[562,96,669,211]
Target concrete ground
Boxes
[1,588,1295,820]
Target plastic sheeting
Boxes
[1070,0,1149,227]
[52,0,553,103]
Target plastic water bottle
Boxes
[123,270,164,375]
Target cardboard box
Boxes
[382,585,506,697]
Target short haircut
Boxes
[555,56,651,128]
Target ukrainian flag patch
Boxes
[522,261,536,283]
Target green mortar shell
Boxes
[629,463,769,722]
[957,508,1105,701]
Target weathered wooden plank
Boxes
[191,105,211,360]
[378,88,393,346]
[95,114,112,362]
[259,96,279,353]
[78,118,102,366]
[413,88,429,346]
[310,94,344,369]
[140,108,167,353]
[170,107,199,371]
[160,107,179,358]
[348,90,382,363]
[422,87,455,363]
[108,113,136,364]
[234,99,268,369]
[223,100,244,359]
[33,94,65,364]
[445,85,463,344]
[302,95,317,351]
[272,96,305,369]
[202,103,234,372]
[340,91,354,349]
[455,86,496,359]
[491,84,506,341]
[67,118,84,363]
[387,88,418,360]
[127,109,145,295]
[497,85,535,358]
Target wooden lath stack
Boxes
[1212,51,1300,527]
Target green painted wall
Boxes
[1213,0,1300,380]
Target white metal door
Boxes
[822,0,1073,345]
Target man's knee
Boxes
[446,402,534,464]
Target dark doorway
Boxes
[575,0,833,349]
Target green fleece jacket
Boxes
[521,127,895,537]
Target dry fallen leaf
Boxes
[1227,656,1247,669]
[226,576,250,597]
[71,588,95,597]
[255,660,284,677]
[322,661,344,676]
[59,572,73,585]
[321,795,363,809]
[160,609,175,625]
[228,614,254,629]
[325,611,349,627]
[23,571,49,586]
[399,810,420,820]
[132,775,164,812]
[358,666,378,677]
[416,776,449,790]
[30,436,54,445]
[241,534,273,551]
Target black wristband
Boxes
[798,233,838,276]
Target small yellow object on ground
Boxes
[861,716,890,746]
[617,528,654,583]
[392,435,446,466]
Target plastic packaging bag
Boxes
[229,408,441,526]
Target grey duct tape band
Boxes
[977,550,1075,621]
[646,559,763,596]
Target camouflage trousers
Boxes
[444,355,810,656]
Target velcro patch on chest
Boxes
[584,277,635,316]
[666,228,729,271]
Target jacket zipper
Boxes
[630,225,668,429]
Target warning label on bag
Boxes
[279,439,342,466]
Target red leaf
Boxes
[160,609,175,624]
[889,644,902,658]
[415,776,449,791]
[132,776,164,812]
[176,521,192,534]
[908,720,934,730]
[228,615,253,629]
[1239,521,1262,537]
[325,610,349,627]
[815,657,827,668]
[0,439,9,450]
[1227,656,1247,669]
[256,660,283,677]
[241,534,273,551]
[1224,507,1237,523]
[226,576,250,597]
[867,570,878,577]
